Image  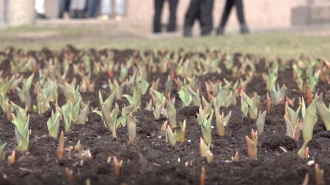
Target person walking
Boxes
[183,0,214,37]
[153,0,179,33]
[216,0,249,35]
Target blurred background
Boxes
[0,0,330,58]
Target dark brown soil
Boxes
[0,46,329,185]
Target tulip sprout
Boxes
[57,131,65,158]
[246,129,258,160]
[200,137,213,163]
[166,124,176,146]
[0,92,12,121]
[152,90,166,120]
[178,85,192,107]
[297,141,309,159]
[256,110,266,135]
[215,107,232,137]
[315,164,325,185]
[0,75,15,95]
[166,99,177,128]
[0,142,6,158]
[61,102,73,132]
[241,92,261,119]
[11,107,30,151]
[8,150,15,166]
[302,96,318,142]
[47,110,61,138]
[127,112,136,142]
[200,110,213,144]
[284,102,301,141]
[316,100,330,131]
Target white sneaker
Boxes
[115,15,123,21]
[98,15,109,21]
[63,12,70,20]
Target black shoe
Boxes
[36,13,48,19]
[216,27,224,35]
[240,24,249,34]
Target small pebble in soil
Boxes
[101,83,108,89]
[188,140,191,142]
[167,161,169,163]
[307,160,315,165]
[178,158,180,162]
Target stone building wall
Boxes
[2,0,330,30]
[125,0,306,32]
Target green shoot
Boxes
[47,110,61,138]
[256,110,266,135]
[12,112,30,151]
[302,96,318,142]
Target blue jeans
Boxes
[86,0,100,17]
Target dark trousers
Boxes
[219,0,246,27]
[58,0,71,18]
[86,0,100,17]
[153,0,179,33]
[183,0,214,36]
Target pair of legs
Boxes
[85,0,100,17]
[100,0,126,16]
[217,0,249,34]
[58,0,71,18]
[35,0,46,18]
[153,0,178,33]
[183,0,214,37]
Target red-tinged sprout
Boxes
[267,93,271,113]
[321,57,330,70]
[107,156,111,164]
[75,140,82,159]
[232,151,239,162]
[67,146,73,159]
[246,129,258,160]
[85,149,92,160]
[200,167,206,185]
[8,150,15,166]
[301,173,309,185]
[65,167,73,183]
[315,164,325,185]
[306,86,313,104]
[113,157,123,176]
[57,131,64,159]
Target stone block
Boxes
[291,4,330,26]
[6,0,35,26]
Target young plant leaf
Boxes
[256,110,266,135]
[166,99,177,128]
[47,110,61,138]
[302,96,318,142]
[316,102,330,131]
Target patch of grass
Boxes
[1,25,329,59]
